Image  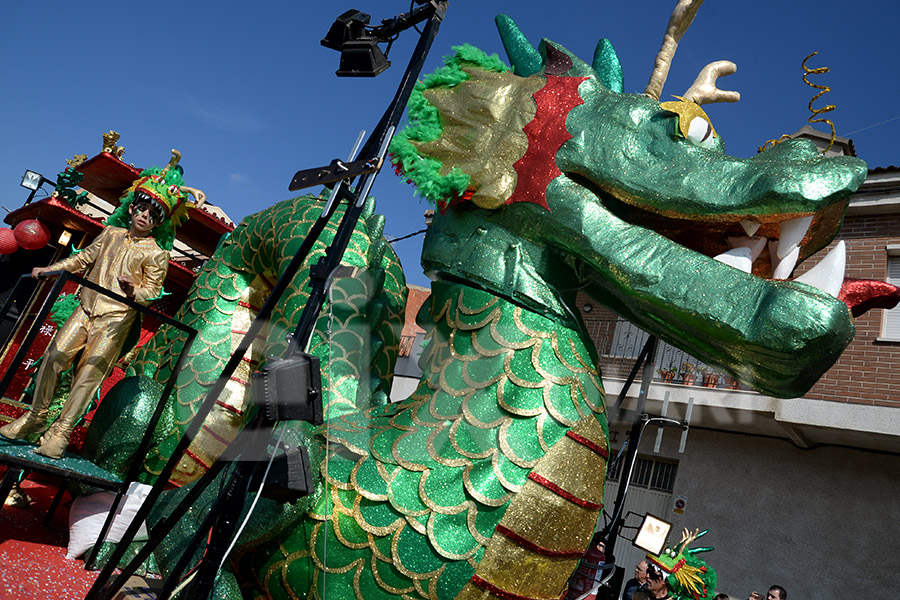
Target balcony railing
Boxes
[586,318,744,390]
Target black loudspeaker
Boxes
[262,443,313,504]
[251,353,322,425]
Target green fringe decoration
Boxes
[390,44,510,206]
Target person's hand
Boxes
[31,267,52,278]
[117,276,136,299]
[749,592,761,600]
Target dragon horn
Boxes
[674,527,701,553]
[496,14,542,77]
[682,60,740,105]
[645,0,705,100]
[166,149,182,170]
[593,38,624,92]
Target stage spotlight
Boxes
[321,10,371,51]
[336,38,390,76]
[321,9,391,77]
[20,170,44,191]
[632,513,672,555]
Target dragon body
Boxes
[87,14,878,600]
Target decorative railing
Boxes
[586,318,744,389]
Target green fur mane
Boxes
[390,44,509,205]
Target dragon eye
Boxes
[686,116,714,148]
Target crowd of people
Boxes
[618,558,787,600]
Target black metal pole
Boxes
[596,335,657,600]
[286,0,446,354]
[0,274,67,399]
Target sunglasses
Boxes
[132,197,164,224]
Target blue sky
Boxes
[2,1,898,287]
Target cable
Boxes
[215,422,288,573]
[387,228,426,243]
[844,114,900,136]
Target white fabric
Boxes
[66,481,150,560]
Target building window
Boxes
[607,452,679,493]
[883,247,900,341]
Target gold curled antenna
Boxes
[179,185,207,209]
[758,134,792,153]
[679,528,700,549]
[802,51,836,153]
[681,60,740,106]
[758,51,836,153]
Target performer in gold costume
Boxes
[0,158,199,458]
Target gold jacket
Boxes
[47,226,169,317]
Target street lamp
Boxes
[20,170,49,205]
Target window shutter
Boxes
[884,255,900,340]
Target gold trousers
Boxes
[31,305,135,425]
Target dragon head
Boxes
[647,528,717,600]
[391,15,888,398]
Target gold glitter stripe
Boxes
[352,491,404,537]
[469,328,511,358]
[496,378,543,418]
[417,470,469,515]
[461,414,609,600]
[541,385,578,428]
[567,337,595,371]
[448,418,494,460]
[503,354,545,390]
[455,289,499,315]
[351,459,388,501]
[462,463,512,507]
[370,553,417,595]
[490,450,525,494]
[390,521,445,579]
[431,421,472,467]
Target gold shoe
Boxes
[0,412,49,440]
[35,422,72,459]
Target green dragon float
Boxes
[83,6,891,600]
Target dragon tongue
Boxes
[838,278,900,317]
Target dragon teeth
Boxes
[713,247,753,273]
[770,240,800,279]
[777,215,812,259]
[793,240,846,298]
[726,235,767,262]
[740,220,761,237]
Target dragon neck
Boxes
[421,207,584,327]
[416,278,605,427]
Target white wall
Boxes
[626,428,900,597]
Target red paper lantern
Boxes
[0,227,18,254]
[14,219,51,251]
